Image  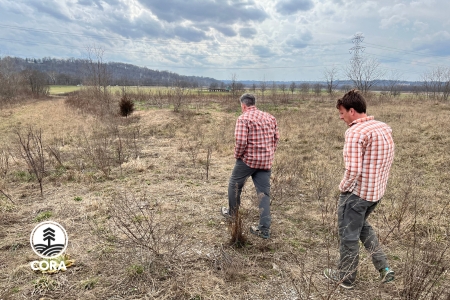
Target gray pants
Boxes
[228,159,271,231]
[338,192,389,284]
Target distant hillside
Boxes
[3,56,221,87]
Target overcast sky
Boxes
[1,0,450,82]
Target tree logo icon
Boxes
[30,221,68,259]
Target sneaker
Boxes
[380,267,395,283]
[221,207,232,219]
[323,269,354,289]
[249,225,270,239]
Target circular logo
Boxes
[30,221,68,259]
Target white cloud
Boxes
[2,0,450,81]
[380,15,410,29]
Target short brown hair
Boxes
[336,89,366,113]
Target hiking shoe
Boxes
[323,268,354,289]
[380,267,395,283]
[221,207,232,219]
[249,225,270,239]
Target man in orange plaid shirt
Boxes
[324,90,395,289]
[221,93,279,239]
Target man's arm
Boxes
[273,120,280,152]
[234,118,248,159]
[339,131,364,192]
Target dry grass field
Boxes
[0,91,449,300]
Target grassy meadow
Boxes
[0,90,449,299]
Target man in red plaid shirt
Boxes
[324,90,395,289]
[221,93,279,239]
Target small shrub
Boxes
[127,264,144,277]
[228,207,247,248]
[74,196,82,202]
[119,95,135,117]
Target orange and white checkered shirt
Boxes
[234,106,279,170]
[339,116,394,202]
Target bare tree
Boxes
[346,34,385,94]
[259,77,267,101]
[84,46,112,111]
[422,67,450,100]
[289,81,297,94]
[24,69,50,98]
[209,82,218,89]
[299,82,310,95]
[381,70,403,98]
[313,83,323,96]
[324,66,339,95]
[346,56,385,93]
[0,56,24,102]
[230,73,238,99]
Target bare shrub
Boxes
[0,148,14,203]
[74,121,142,178]
[16,126,46,196]
[171,87,191,112]
[211,245,248,282]
[78,127,114,177]
[402,242,450,299]
[271,151,304,204]
[94,191,188,260]
[66,87,117,117]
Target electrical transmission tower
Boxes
[350,33,365,63]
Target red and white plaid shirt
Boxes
[339,116,395,202]
[234,106,279,170]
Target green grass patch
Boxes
[34,211,52,222]
[49,85,81,95]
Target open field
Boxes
[48,85,219,96]
[49,86,82,95]
[1,92,449,299]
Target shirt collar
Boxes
[349,116,374,127]
[244,106,257,113]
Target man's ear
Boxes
[349,108,355,115]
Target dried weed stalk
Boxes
[228,206,247,248]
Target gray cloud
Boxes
[31,1,72,22]
[76,0,105,10]
[285,30,312,49]
[276,0,314,15]
[239,27,257,38]
[173,26,208,42]
[253,45,275,58]
[214,25,237,37]
[138,0,268,24]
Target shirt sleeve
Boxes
[234,118,248,159]
[273,119,280,151]
[339,131,364,192]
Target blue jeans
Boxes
[338,192,389,284]
[228,159,271,231]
